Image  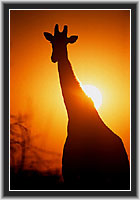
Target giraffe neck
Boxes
[57,56,83,118]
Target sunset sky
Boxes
[10,10,130,171]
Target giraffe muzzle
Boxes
[51,56,57,63]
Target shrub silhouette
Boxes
[10,114,63,190]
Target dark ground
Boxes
[10,167,65,190]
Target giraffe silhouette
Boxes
[44,24,130,190]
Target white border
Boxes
[9,8,131,192]
[130,7,131,194]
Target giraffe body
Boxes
[44,24,130,189]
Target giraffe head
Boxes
[44,24,78,63]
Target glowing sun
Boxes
[81,84,102,110]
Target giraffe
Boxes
[44,24,130,190]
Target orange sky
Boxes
[10,10,130,171]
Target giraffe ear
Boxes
[44,32,53,42]
[67,35,78,44]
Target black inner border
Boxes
[3,2,137,197]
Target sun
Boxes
[81,84,102,110]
